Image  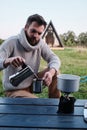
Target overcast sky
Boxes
[0,0,87,39]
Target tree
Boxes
[0,39,4,45]
[78,32,87,46]
[60,31,77,46]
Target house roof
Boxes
[42,20,63,47]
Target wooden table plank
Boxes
[0,98,59,105]
[0,128,84,130]
[0,128,38,130]
[0,105,84,116]
[0,114,86,129]
[0,97,87,106]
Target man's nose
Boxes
[33,33,39,37]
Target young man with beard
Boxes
[0,14,61,98]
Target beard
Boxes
[28,37,39,46]
[25,32,39,46]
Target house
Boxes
[42,21,63,48]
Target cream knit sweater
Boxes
[0,29,61,91]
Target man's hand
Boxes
[43,68,56,86]
[3,56,25,68]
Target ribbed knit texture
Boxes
[0,29,61,91]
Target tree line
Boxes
[0,31,87,47]
[60,31,87,47]
[0,39,4,45]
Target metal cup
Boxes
[33,78,43,93]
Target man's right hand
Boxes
[3,56,25,68]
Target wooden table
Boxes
[0,97,87,129]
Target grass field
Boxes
[0,47,87,99]
[38,47,87,99]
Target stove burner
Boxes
[58,94,76,113]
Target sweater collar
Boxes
[18,29,42,51]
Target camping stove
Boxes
[57,74,80,113]
[58,92,76,113]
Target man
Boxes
[0,14,61,98]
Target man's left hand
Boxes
[43,68,56,86]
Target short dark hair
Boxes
[26,14,47,28]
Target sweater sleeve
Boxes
[0,59,5,70]
[0,46,8,70]
[0,38,14,70]
[41,41,61,71]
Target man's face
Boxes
[24,22,45,46]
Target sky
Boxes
[0,0,87,39]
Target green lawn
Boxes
[0,47,87,99]
[38,47,87,99]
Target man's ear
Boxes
[24,24,29,30]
